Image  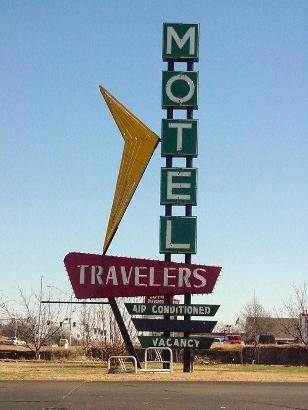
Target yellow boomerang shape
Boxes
[99,86,160,254]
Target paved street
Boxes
[0,381,307,410]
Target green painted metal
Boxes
[161,119,198,157]
[125,303,220,317]
[162,23,199,61]
[133,318,217,333]
[160,167,197,205]
[138,336,214,349]
[162,71,198,109]
[159,216,197,254]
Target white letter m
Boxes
[166,26,195,55]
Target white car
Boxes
[58,338,69,348]
[4,337,26,346]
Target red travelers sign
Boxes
[64,252,221,299]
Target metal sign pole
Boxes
[163,60,174,368]
[108,297,141,369]
[183,60,194,373]
[103,240,141,369]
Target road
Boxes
[0,381,307,409]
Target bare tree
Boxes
[77,297,140,350]
[2,286,70,359]
[279,283,308,345]
[238,295,272,342]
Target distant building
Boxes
[245,316,300,343]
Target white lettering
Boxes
[178,267,192,287]
[78,265,89,284]
[120,266,133,285]
[166,26,196,55]
[135,267,147,286]
[166,220,190,250]
[167,170,192,201]
[193,268,207,288]
[106,266,118,285]
[168,122,192,151]
[163,267,176,287]
[91,265,103,285]
[165,74,195,104]
[180,339,187,347]
[149,267,160,286]
[152,338,158,347]
[159,339,165,347]
[173,339,179,347]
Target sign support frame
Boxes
[183,59,194,373]
[104,239,141,369]
[163,60,174,369]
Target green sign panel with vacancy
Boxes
[160,167,197,205]
[162,23,199,61]
[160,216,197,254]
[161,119,198,157]
[162,71,198,109]
[138,336,213,349]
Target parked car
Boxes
[213,336,226,343]
[256,334,276,344]
[58,338,69,348]
[224,335,244,345]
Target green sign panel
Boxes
[162,71,198,109]
[126,303,220,317]
[138,336,214,349]
[162,23,199,61]
[160,216,197,254]
[160,167,197,206]
[161,119,198,157]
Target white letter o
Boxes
[166,74,195,103]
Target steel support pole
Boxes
[183,60,194,373]
[108,297,141,368]
[163,61,174,369]
[103,243,141,369]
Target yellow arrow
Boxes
[99,86,160,254]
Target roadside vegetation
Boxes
[0,360,307,382]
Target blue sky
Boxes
[1,1,307,324]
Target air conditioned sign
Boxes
[64,252,221,298]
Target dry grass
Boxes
[0,361,307,382]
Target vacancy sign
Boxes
[65,252,221,298]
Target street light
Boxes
[46,285,74,346]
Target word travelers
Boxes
[77,264,207,289]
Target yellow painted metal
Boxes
[99,86,160,254]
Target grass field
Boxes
[0,361,307,382]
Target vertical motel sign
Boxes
[160,23,199,255]
[160,23,199,373]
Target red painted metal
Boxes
[64,252,221,299]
